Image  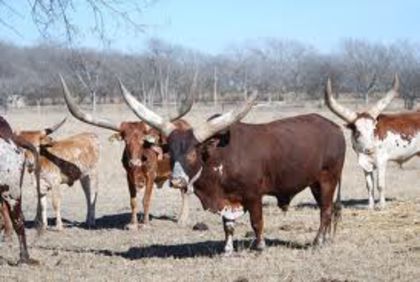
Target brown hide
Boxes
[168,114,345,247]
[119,119,189,227]
[195,114,345,211]
[374,112,420,141]
[18,132,99,186]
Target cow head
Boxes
[15,118,66,168]
[325,75,399,155]
[119,80,257,193]
[60,75,192,188]
[15,118,66,149]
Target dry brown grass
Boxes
[0,103,419,281]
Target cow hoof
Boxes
[125,223,139,230]
[52,225,64,232]
[18,257,40,266]
[223,250,234,257]
[36,225,47,236]
[376,203,386,210]
[251,240,266,252]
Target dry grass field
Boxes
[0,101,419,281]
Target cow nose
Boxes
[170,177,188,189]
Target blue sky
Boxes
[0,0,419,54]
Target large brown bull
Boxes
[0,116,39,264]
[120,82,346,253]
[60,76,193,228]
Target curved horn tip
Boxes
[325,77,333,95]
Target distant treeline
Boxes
[0,38,419,109]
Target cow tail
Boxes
[12,135,42,233]
[332,178,342,236]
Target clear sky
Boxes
[0,0,419,54]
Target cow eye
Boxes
[354,130,361,139]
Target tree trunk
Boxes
[213,66,218,107]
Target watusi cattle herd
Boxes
[0,73,418,266]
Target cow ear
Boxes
[213,130,230,147]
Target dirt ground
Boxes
[0,102,419,282]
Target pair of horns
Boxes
[119,82,258,142]
[60,75,194,133]
[61,75,256,141]
[325,74,400,122]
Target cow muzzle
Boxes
[170,162,189,189]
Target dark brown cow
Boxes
[60,76,193,228]
[0,116,39,264]
[120,83,346,253]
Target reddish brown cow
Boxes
[120,83,346,253]
[0,116,39,264]
[60,76,193,228]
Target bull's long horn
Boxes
[118,80,176,136]
[368,74,399,119]
[325,78,357,123]
[44,117,67,135]
[193,90,258,142]
[60,75,120,132]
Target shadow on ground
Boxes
[295,197,396,210]
[25,212,177,230]
[37,238,311,260]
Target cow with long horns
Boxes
[60,76,193,228]
[325,75,420,209]
[119,82,346,253]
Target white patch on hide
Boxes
[219,204,244,220]
[378,131,419,162]
[357,153,374,172]
[352,117,376,154]
[0,139,25,204]
[213,164,223,176]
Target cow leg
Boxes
[364,170,375,209]
[126,175,139,230]
[177,189,189,226]
[248,199,265,251]
[376,162,387,209]
[142,176,154,225]
[1,201,13,241]
[222,217,235,254]
[34,180,49,231]
[38,192,48,230]
[6,199,38,265]
[51,186,63,231]
[313,173,336,246]
[80,173,98,228]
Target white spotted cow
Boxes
[326,74,420,209]
[0,116,39,264]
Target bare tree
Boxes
[0,1,154,43]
